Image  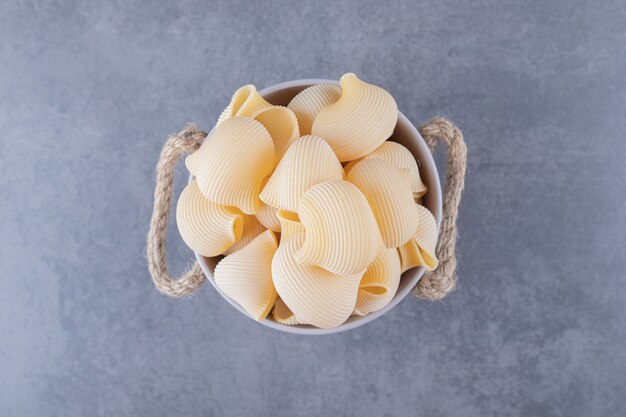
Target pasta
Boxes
[176,179,243,257]
[255,201,281,232]
[186,117,275,215]
[177,74,439,329]
[277,210,305,239]
[296,179,383,276]
[260,135,344,212]
[354,248,401,316]
[223,213,266,255]
[398,204,439,272]
[287,84,342,135]
[311,73,398,162]
[252,106,300,160]
[214,230,278,321]
[346,159,419,248]
[271,298,300,325]
[344,141,428,197]
[272,232,363,328]
[217,84,272,125]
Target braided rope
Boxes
[146,125,207,297]
[412,118,467,301]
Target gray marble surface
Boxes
[1,1,625,416]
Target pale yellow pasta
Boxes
[344,141,427,197]
[185,117,275,215]
[214,230,278,321]
[255,202,281,232]
[217,84,272,126]
[176,180,243,257]
[311,73,398,162]
[271,297,301,325]
[287,84,342,135]
[276,210,305,239]
[353,248,401,316]
[252,106,299,160]
[260,135,344,212]
[223,213,266,255]
[272,232,363,328]
[296,179,383,276]
[398,204,439,272]
[346,159,418,248]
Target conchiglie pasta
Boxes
[272,232,363,328]
[277,210,305,239]
[186,117,275,215]
[296,180,383,276]
[252,106,299,160]
[353,248,401,316]
[287,84,342,135]
[176,180,243,257]
[217,84,272,126]
[346,159,418,248]
[255,201,281,232]
[272,298,301,325]
[260,135,344,212]
[344,141,428,197]
[398,204,439,272]
[214,230,278,321]
[223,213,266,255]
[311,73,398,162]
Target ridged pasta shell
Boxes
[223,213,266,255]
[398,205,439,272]
[252,106,300,160]
[277,210,305,240]
[272,232,363,329]
[176,180,243,257]
[185,117,275,215]
[287,84,342,135]
[346,159,419,248]
[311,73,398,162]
[260,135,344,212]
[344,141,428,197]
[271,297,301,325]
[217,84,272,126]
[255,202,281,232]
[353,248,401,316]
[214,230,278,321]
[296,179,383,276]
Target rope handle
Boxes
[147,125,208,297]
[147,119,466,301]
[412,118,467,301]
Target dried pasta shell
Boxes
[271,297,301,325]
[255,202,281,232]
[277,210,305,240]
[260,135,343,212]
[217,84,272,126]
[186,117,275,215]
[353,248,401,316]
[398,205,439,272]
[252,106,300,160]
[346,159,419,248]
[311,73,398,162]
[214,230,278,321]
[296,179,383,276]
[344,141,427,197]
[272,232,363,329]
[176,180,243,257]
[223,213,266,255]
[287,84,342,135]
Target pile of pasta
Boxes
[176,73,439,329]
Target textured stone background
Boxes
[1,1,625,416]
